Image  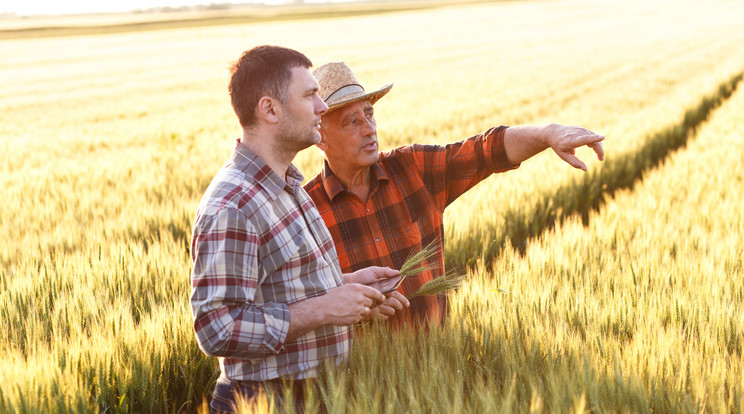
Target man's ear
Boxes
[257,96,280,124]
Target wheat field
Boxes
[2,0,744,412]
[319,77,744,412]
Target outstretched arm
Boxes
[504,123,605,171]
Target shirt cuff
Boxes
[261,302,290,354]
[490,125,521,171]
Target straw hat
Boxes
[313,62,393,112]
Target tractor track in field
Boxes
[449,70,744,271]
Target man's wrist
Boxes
[539,123,556,150]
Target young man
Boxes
[304,62,605,326]
[190,47,408,413]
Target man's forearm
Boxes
[287,296,328,341]
[503,124,551,165]
[286,283,386,340]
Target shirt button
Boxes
[366,209,370,213]
[375,238,380,242]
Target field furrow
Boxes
[319,55,744,413]
[446,72,743,268]
[2,0,744,411]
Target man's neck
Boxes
[328,160,373,202]
[240,132,295,182]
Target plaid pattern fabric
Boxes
[190,141,350,381]
[304,126,519,326]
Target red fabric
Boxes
[305,126,519,326]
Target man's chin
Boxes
[364,152,380,166]
[310,133,322,146]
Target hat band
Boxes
[325,84,364,104]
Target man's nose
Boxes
[361,116,376,135]
[315,96,329,115]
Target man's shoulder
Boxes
[196,164,268,219]
[303,172,332,211]
[381,143,443,164]
[379,145,427,174]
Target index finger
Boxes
[370,266,401,280]
[589,140,604,161]
[385,291,411,308]
[575,132,604,145]
[360,284,386,304]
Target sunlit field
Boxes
[1,0,744,411]
[315,74,744,413]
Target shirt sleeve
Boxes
[190,206,290,359]
[412,125,520,209]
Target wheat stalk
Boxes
[406,270,465,299]
[398,239,440,280]
[396,239,465,299]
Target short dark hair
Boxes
[228,45,313,128]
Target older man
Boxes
[190,48,407,413]
[304,62,605,326]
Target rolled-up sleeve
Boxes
[410,125,520,209]
[190,207,290,359]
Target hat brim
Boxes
[326,83,393,112]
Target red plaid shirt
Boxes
[304,126,519,326]
[191,141,350,381]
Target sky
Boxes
[0,0,297,16]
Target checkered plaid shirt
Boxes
[190,141,350,381]
[304,126,519,326]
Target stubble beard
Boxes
[276,110,320,153]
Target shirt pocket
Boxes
[386,209,424,271]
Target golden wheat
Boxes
[2,0,744,411]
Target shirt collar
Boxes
[232,140,305,200]
[320,158,388,201]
